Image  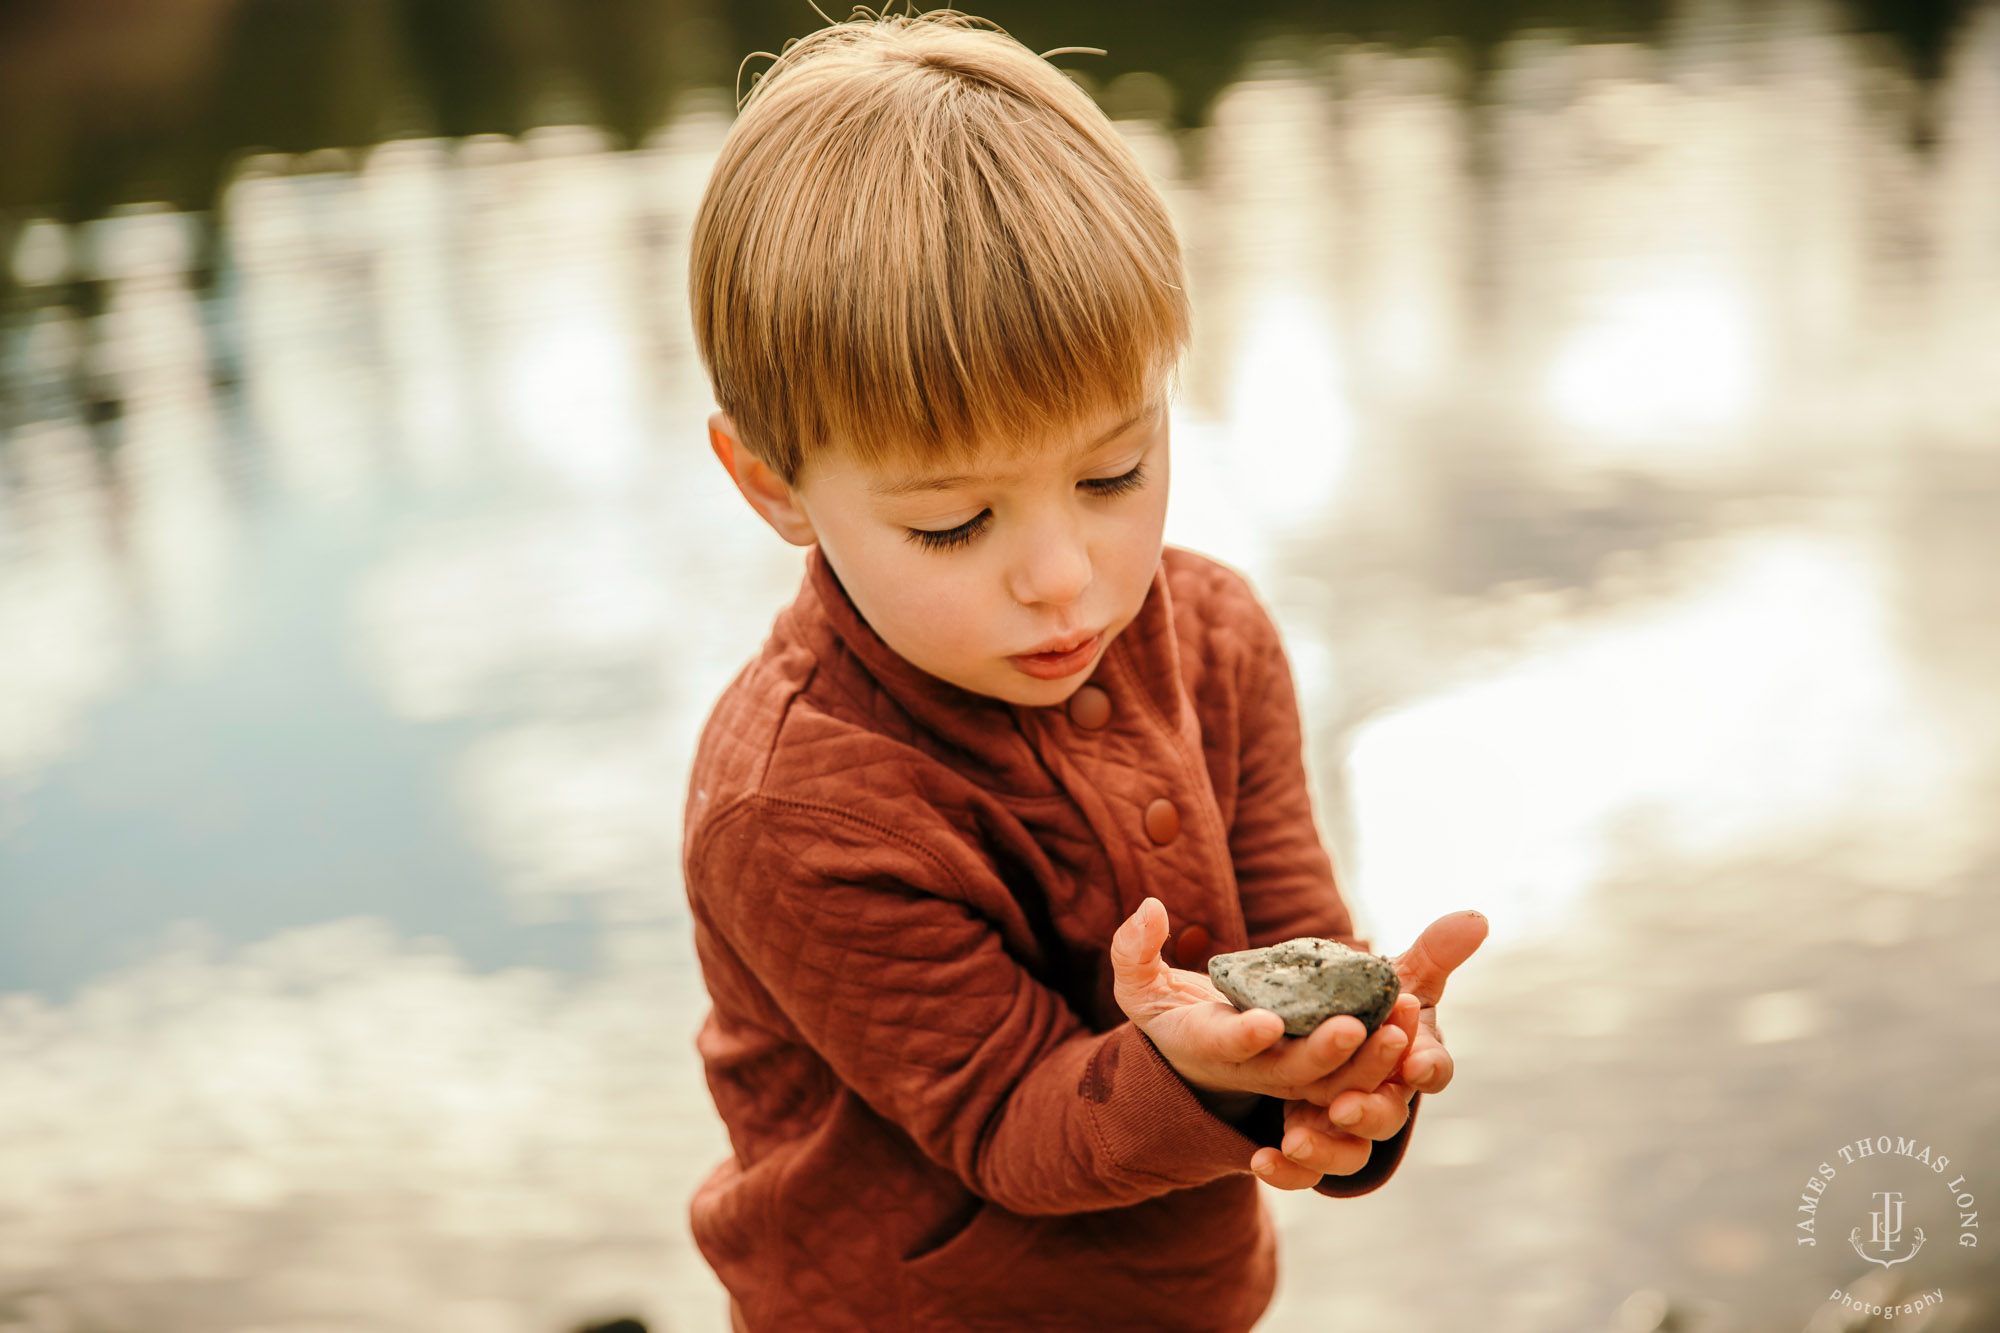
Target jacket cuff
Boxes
[1089,1025,1265,1185]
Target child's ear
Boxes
[709,411,817,547]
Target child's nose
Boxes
[1010,527,1092,606]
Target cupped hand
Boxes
[1249,908,1490,1190]
[1110,898,1418,1106]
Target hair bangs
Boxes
[690,10,1192,487]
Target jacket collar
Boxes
[792,542,1187,790]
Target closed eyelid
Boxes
[901,462,1150,552]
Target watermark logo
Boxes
[1823,1287,1944,1322]
[1792,1134,1977,1322]
[1853,1190,1923,1267]
[1795,1134,1977,1253]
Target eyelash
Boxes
[904,464,1151,552]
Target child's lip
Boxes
[1017,629,1101,656]
[1008,632,1103,679]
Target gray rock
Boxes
[1207,937,1401,1037]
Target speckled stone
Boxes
[1207,937,1401,1037]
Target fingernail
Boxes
[1253,1158,1273,1176]
[1282,1132,1307,1159]
[1332,1104,1362,1126]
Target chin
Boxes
[967,667,1063,706]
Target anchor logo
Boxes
[1849,1191,1926,1268]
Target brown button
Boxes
[1144,797,1180,845]
[1067,684,1111,730]
[1174,924,1213,971]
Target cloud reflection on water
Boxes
[1347,529,1978,953]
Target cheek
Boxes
[898,579,974,633]
[863,548,981,647]
[1143,478,1171,537]
[1111,484,1171,575]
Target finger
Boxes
[1122,985,1285,1076]
[1259,1012,1368,1091]
[1280,1101,1377,1176]
[1357,992,1419,1075]
[1250,1146,1323,1191]
[1216,1008,1296,1056]
[1109,896,1167,977]
[1288,996,1416,1096]
[1389,992,1421,1046]
[1295,1004,1413,1105]
[1391,910,1488,1006]
[1278,1118,1376,1175]
[1414,1001,1442,1052]
[1109,898,1172,1010]
[1321,1086,1412,1142]
[1402,1019,1456,1094]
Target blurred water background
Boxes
[3,1,1999,1330]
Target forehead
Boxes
[860,400,1157,498]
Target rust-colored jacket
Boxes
[681,542,1420,1332]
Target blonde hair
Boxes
[688,7,1191,487]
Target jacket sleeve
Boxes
[1222,578,1420,1198]
[687,791,1273,1217]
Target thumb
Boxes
[1393,910,1489,1007]
[1110,897,1169,992]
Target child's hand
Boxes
[1249,909,1489,1189]
[1110,898,1416,1108]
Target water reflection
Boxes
[0,420,132,792]
[1347,529,1978,952]
[0,917,728,1331]
[3,4,2000,1330]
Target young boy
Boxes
[680,11,1488,1330]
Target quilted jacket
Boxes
[681,541,1420,1332]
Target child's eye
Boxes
[902,464,1147,553]
[905,511,991,551]
[1081,463,1148,497]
